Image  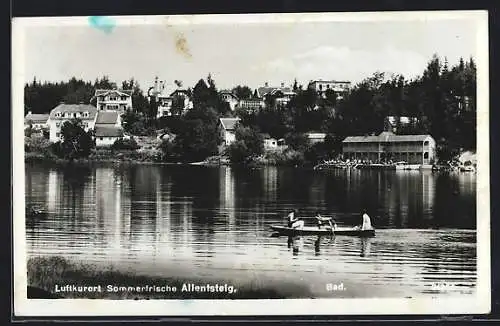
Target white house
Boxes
[156,95,173,118]
[24,111,50,130]
[306,132,327,144]
[308,80,351,99]
[94,89,133,112]
[220,90,239,111]
[48,103,98,142]
[219,117,241,146]
[94,126,124,147]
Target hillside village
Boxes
[24,56,477,169]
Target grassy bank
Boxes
[27,256,312,299]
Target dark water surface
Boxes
[25,163,477,298]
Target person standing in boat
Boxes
[360,209,373,230]
[287,209,304,229]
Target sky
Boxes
[20,14,481,93]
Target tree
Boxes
[227,125,264,164]
[284,132,310,152]
[58,118,94,160]
[170,107,222,162]
[232,85,253,100]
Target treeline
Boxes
[235,55,476,162]
[25,54,476,164]
[24,76,149,114]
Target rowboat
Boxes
[270,225,375,237]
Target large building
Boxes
[48,103,98,142]
[342,131,436,165]
[94,89,133,112]
[308,80,351,98]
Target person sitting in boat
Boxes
[360,209,373,230]
[315,212,335,230]
[287,209,304,229]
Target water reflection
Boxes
[360,237,372,257]
[25,164,477,297]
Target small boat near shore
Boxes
[270,225,375,237]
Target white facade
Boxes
[308,80,351,95]
[48,104,98,142]
[220,92,239,111]
[95,136,122,147]
[306,132,327,144]
[223,131,237,146]
[95,89,133,111]
[156,96,173,118]
[264,138,278,150]
[219,118,241,146]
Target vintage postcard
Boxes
[13,11,490,317]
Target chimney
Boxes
[160,81,165,91]
[265,82,269,87]
[154,76,159,92]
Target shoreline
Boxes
[26,256,312,299]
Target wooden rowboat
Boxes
[270,225,375,237]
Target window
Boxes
[56,122,60,127]
[56,132,60,138]
[83,112,89,118]
[424,140,429,146]
[121,96,127,101]
[55,112,61,118]
[100,137,103,141]
[110,96,117,101]
[424,152,429,159]
[326,84,330,89]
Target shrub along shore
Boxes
[27,256,312,299]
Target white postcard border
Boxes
[12,11,491,317]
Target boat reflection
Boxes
[286,235,336,256]
[360,237,372,257]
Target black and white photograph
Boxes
[13,11,489,316]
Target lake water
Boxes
[25,163,477,298]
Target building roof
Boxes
[309,80,351,84]
[95,111,120,124]
[342,131,433,143]
[219,118,240,131]
[25,113,50,124]
[257,85,293,98]
[95,89,132,97]
[49,104,98,120]
[170,89,190,97]
[94,126,124,137]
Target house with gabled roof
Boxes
[48,103,98,142]
[24,111,50,130]
[93,89,132,112]
[94,126,125,147]
[219,117,241,146]
[219,90,239,111]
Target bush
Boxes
[111,138,139,151]
[25,134,51,153]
